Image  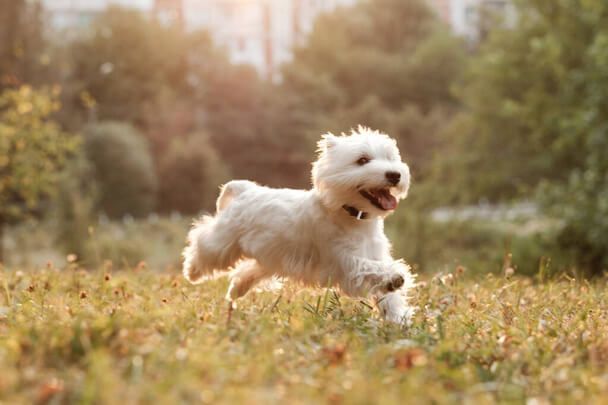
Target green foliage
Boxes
[441,0,608,271]
[387,207,571,276]
[84,121,157,218]
[0,85,78,223]
[1,267,607,403]
[203,65,312,188]
[68,7,191,126]
[3,216,191,270]
[157,133,230,214]
[539,7,608,271]
[64,7,309,189]
[280,0,467,180]
[58,1,467,195]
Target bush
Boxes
[84,217,188,269]
[157,133,230,214]
[0,85,79,260]
[386,198,575,276]
[84,121,157,218]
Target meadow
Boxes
[1,261,607,404]
[1,2,607,402]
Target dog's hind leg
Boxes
[182,215,243,284]
[226,259,272,301]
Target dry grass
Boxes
[1,262,607,404]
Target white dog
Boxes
[182,127,416,324]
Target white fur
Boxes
[182,126,416,324]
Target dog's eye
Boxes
[356,156,371,166]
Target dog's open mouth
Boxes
[360,188,397,211]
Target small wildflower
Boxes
[176,347,188,361]
[135,261,147,272]
[456,265,465,276]
[505,267,515,277]
[323,344,346,366]
[440,273,454,285]
[28,284,35,292]
[80,291,88,299]
[66,254,77,263]
[104,274,112,281]
[171,280,179,288]
[46,261,53,269]
[395,348,427,370]
[161,298,168,303]
[37,378,64,404]
[114,289,120,296]
[467,293,477,308]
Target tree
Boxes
[157,133,229,214]
[0,0,52,90]
[266,0,468,268]
[67,7,190,127]
[0,85,78,260]
[65,7,308,190]
[84,121,158,218]
[279,0,467,182]
[442,0,608,271]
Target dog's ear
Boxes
[317,133,338,153]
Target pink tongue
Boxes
[377,189,397,210]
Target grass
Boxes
[1,262,607,404]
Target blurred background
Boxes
[0,0,606,276]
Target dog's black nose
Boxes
[385,171,401,185]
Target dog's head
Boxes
[312,126,410,219]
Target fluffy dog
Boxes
[182,127,416,324]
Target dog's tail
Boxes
[216,180,255,212]
[182,215,214,283]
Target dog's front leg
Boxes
[339,256,411,296]
[376,291,416,326]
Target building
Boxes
[155,0,183,27]
[179,0,358,79]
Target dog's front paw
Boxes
[381,260,412,293]
[385,273,405,292]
